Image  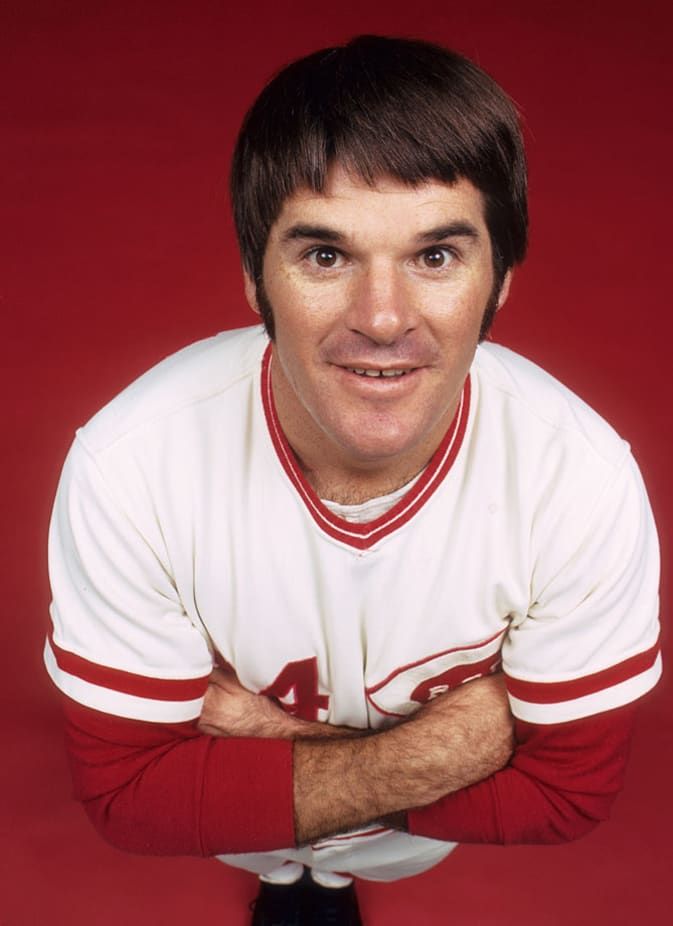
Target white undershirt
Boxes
[321,471,424,523]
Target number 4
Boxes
[261,657,329,721]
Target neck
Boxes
[274,392,444,505]
[267,346,460,506]
[303,459,426,506]
[273,386,442,505]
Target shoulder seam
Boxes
[476,345,630,468]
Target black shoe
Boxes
[249,871,310,926]
[306,879,363,926]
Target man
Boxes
[45,35,661,926]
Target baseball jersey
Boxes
[45,324,661,858]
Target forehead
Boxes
[271,166,488,240]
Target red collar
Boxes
[261,344,470,550]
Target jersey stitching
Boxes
[51,441,214,686]
[72,433,182,589]
[81,330,267,453]
[476,344,631,469]
[72,433,216,653]
[529,451,642,605]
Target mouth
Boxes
[346,367,414,379]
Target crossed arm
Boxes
[62,666,636,856]
[198,667,514,844]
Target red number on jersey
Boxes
[261,658,329,720]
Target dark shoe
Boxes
[249,872,310,926]
[306,879,363,926]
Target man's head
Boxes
[230,34,527,341]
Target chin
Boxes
[335,431,421,466]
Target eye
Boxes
[420,247,454,270]
[307,247,340,268]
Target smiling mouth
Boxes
[346,367,413,378]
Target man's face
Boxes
[246,167,509,480]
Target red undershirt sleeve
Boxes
[407,703,638,844]
[62,697,296,856]
[64,697,638,855]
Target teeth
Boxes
[349,368,407,378]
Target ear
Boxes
[243,270,261,316]
[495,270,513,312]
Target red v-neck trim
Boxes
[260,345,470,550]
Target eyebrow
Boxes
[281,221,481,246]
[281,224,345,244]
[416,222,480,243]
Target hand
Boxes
[198,667,299,738]
[197,667,359,740]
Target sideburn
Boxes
[255,275,276,341]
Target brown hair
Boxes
[230,35,528,338]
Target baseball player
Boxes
[45,36,661,926]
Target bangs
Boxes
[231,36,527,281]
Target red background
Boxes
[2,2,671,923]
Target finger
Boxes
[197,721,227,738]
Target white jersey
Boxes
[45,325,661,865]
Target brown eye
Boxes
[314,248,338,268]
[422,248,452,269]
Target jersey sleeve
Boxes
[503,452,661,724]
[47,435,297,855]
[45,434,213,722]
[61,698,295,855]
[408,703,638,845]
[412,447,659,846]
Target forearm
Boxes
[61,686,632,857]
[62,698,295,856]
[293,676,513,843]
[199,669,514,844]
[407,704,638,845]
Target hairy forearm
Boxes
[293,676,512,843]
[407,704,639,845]
[62,694,634,857]
[198,667,513,845]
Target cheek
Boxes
[423,294,486,344]
[273,318,322,392]
[271,287,342,359]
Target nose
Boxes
[345,261,417,344]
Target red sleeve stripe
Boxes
[48,632,211,702]
[505,641,660,705]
